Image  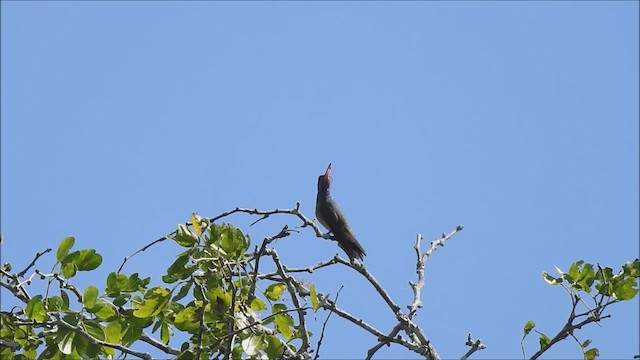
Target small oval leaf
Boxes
[84,286,99,310]
[57,237,75,262]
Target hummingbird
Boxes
[316,163,367,262]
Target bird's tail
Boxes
[339,235,367,262]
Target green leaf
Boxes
[191,213,203,235]
[242,334,267,356]
[75,333,99,359]
[523,320,535,336]
[310,283,319,312]
[177,350,196,360]
[581,339,592,348]
[60,291,70,311]
[61,262,77,278]
[585,347,599,360]
[25,295,46,322]
[59,249,101,277]
[229,346,242,360]
[173,282,192,302]
[55,327,75,355]
[152,318,162,333]
[45,296,64,312]
[106,272,122,295]
[57,237,75,262]
[206,287,231,313]
[174,307,200,332]
[160,322,171,345]
[82,320,106,341]
[133,287,171,318]
[83,286,99,310]
[612,277,638,300]
[106,272,149,296]
[250,297,267,311]
[75,249,103,271]
[193,284,204,301]
[38,342,61,360]
[275,312,294,340]
[264,335,285,358]
[113,294,130,307]
[623,259,640,277]
[225,226,250,258]
[575,263,596,292]
[208,223,249,259]
[175,224,198,247]
[538,332,550,350]
[164,252,196,283]
[121,323,142,347]
[62,314,79,326]
[105,321,122,344]
[542,272,562,285]
[265,283,287,301]
[88,299,118,321]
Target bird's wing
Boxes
[322,200,367,260]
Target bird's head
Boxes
[317,163,332,193]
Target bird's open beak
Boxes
[324,163,332,178]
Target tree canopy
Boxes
[1,205,638,359]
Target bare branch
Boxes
[365,324,403,360]
[118,234,173,274]
[118,202,326,274]
[140,333,181,356]
[409,226,463,319]
[17,248,52,278]
[283,257,340,274]
[0,269,30,303]
[208,202,325,238]
[332,255,402,315]
[460,333,486,360]
[35,270,83,302]
[331,255,441,359]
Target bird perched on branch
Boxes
[315,163,367,262]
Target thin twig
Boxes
[365,324,403,359]
[208,203,326,238]
[194,281,208,360]
[266,248,311,355]
[529,296,611,360]
[53,315,153,360]
[17,248,52,277]
[314,286,343,360]
[283,258,340,274]
[248,225,290,300]
[118,203,327,274]
[35,270,83,302]
[118,235,173,274]
[139,333,181,356]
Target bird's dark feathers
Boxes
[316,168,366,261]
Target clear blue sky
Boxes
[2,2,638,359]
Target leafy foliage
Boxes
[522,259,639,360]
[1,209,636,360]
[1,220,313,359]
